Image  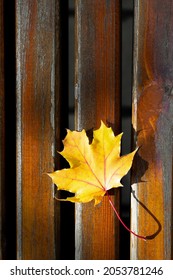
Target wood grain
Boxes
[75,0,121,259]
[16,0,61,259]
[131,0,173,259]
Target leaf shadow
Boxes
[131,147,149,185]
[131,126,149,185]
[131,127,162,240]
[131,186,162,240]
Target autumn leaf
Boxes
[48,121,137,205]
[48,121,146,240]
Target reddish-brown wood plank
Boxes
[75,0,121,259]
[16,0,61,259]
[0,0,5,260]
[131,0,173,259]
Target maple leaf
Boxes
[48,121,137,205]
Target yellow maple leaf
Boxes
[48,121,137,205]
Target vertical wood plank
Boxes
[131,0,173,259]
[0,0,5,259]
[75,0,121,259]
[16,0,60,259]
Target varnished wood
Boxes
[16,0,61,259]
[131,0,173,259]
[75,0,121,259]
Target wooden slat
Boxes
[0,0,5,260]
[75,0,121,259]
[16,0,61,259]
[131,0,173,259]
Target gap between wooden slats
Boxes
[0,0,16,260]
[0,0,5,260]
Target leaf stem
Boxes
[106,191,146,241]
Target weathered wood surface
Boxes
[0,0,5,260]
[131,0,173,259]
[16,0,61,259]
[75,0,121,259]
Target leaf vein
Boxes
[71,134,105,190]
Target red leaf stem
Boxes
[106,191,146,241]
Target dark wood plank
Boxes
[131,0,173,259]
[75,0,121,259]
[0,0,5,260]
[16,0,61,259]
